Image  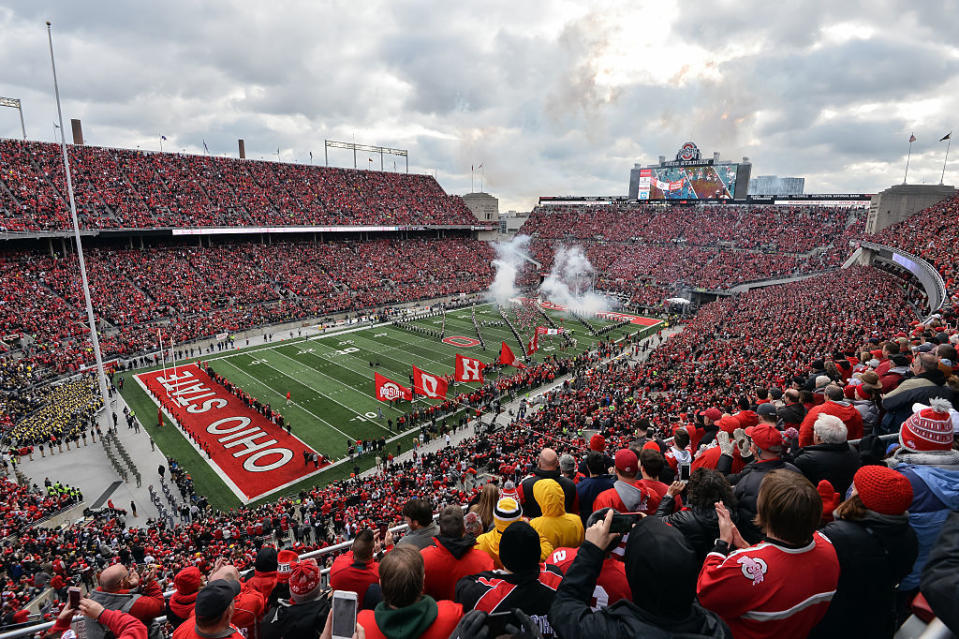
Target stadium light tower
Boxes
[46,21,112,407]
[0,96,27,139]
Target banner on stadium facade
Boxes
[135,364,327,503]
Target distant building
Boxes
[462,192,499,223]
[748,175,805,196]
[499,210,529,235]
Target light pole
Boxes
[0,97,27,139]
[46,20,111,408]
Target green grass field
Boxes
[119,303,660,509]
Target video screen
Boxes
[637,164,739,200]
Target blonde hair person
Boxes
[469,483,500,531]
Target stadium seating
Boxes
[0,139,476,230]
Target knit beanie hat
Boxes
[501,481,518,501]
[854,466,913,515]
[493,497,522,529]
[276,549,299,583]
[254,546,278,572]
[498,521,540,572]
[173,566,202,595]
[589,434,606,452]
[900,399,954,452]
[289,559,321,601]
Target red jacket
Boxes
[243,570,277,603]
[798,402,863,447]
[329,551,380,598]
[172,620,243,639]
[96,581,165,622]
[697,533,839,639]
[421,537,494,601]
[54,609,147,639]
[548,547,631,609]
[357,600,462,639]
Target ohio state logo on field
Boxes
[442,336,480,347]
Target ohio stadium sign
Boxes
[135,364,326,503]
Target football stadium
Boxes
[1,5,958,639]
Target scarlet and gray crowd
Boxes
[0,140,476,231]
[1,262,957,638]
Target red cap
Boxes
[589,433,606,452]
[614,449,638,475]
[699,407,722,422]
[745,424,782,450]
[642,441,660,451]
[854,466,913,515]
[173,566,202,595]
[717,415,740,434]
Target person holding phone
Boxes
[46,596,148,639]
[651,468,739,562]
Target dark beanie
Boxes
[255,547,278,572]
[498,521,540,572]
[624,517,698,619]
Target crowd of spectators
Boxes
[0,140,477,231]
[0,237,493,374]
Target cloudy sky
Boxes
[1,0,957,210]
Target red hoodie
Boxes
[798,401,864,447]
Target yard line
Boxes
[215,356,356,441]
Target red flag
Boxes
[526,331,539,356]
[374,372,412,402]
[412,365,449,399]
[498,342,526,369]
[454,354,485,383]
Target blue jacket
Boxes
[894,460,959,590]
[576,475,615,524]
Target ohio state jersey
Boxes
[548,547,631,610]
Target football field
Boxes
[120,303,661,509]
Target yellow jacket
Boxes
[475,516,553,569]
[529,479,584,550]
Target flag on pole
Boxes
[526,331,539,356]
[454,354,485,383]
[909,133,916,143]
[161,135,167,141]
[477,163,484,169]
[498,342,526,369]
[203,139,209,153]
[374,372,412,402]
[412,365,449,399]
[941,132,952,142]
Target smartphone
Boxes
[331,590,358,639]
[484,611,517,636]
[679,463,691,482]
[377,522,388,539]
[68,586,81,609]
[610,513,638,534]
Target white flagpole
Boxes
[942,138,952,185]
[47,21,111,408]
[904,135,914,184]
[171,339,178,378]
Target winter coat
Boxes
[576,474,616,524]
[357,598,461,639]
[395,522,440,550]
[811,512,918,638]
[260,596,331,639]
[549,541,730,639]
[921,510,959,635]
[792,442,861,497]
[475,516,553,569]
[653,499,736,563]
[881,371,956,433]
[420,535,493,601]
[519,468,577,518]
[457,565,564,637]
[890,449,959,590]
[850,398,880,435]
[717,456,801,544]
[777,403,806,429]
[530,479,584,549]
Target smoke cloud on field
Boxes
[539,245,613,315]
[487,234,532,307]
